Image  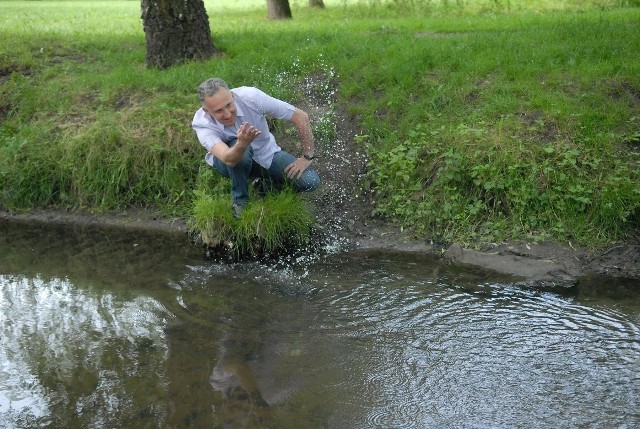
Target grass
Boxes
[1,0,639,252]
[189,187,314,257]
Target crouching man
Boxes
[192,77,321,218]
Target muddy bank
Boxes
[0,208,189,236]
[338,209,640,286]
[1,207,638,287]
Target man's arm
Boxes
[290,108,315,159]
[284,108,316,179]
[210,122,262,167]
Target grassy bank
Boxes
[1,0,639,251]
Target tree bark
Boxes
[309,0,325,8]
[141,0,220,69]
[267,0,292,20]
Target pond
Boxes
[1,220,639,428]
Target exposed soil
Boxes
[2,74,639,286]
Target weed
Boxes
[367,124,640,246]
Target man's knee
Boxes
[214,152,252,178]
[297,169,321,192]
[236,148,254,171]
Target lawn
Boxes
[1,0,639,251]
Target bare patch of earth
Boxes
[2,74,639,286]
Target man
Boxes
[192,77,321,218]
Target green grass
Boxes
[189,187,314,257]
[1,0,639,251]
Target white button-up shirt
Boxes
[191,86,296,169]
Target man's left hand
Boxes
[284,157,312,179]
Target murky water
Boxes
[1,220,639,428]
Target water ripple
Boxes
[312,275,640,428]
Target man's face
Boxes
[202,88,237,126]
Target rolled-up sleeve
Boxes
[192,108,222,151]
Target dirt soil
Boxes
[2,75,639,286]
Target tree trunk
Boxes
[267,0,292,20]
[141,0,220,69]
[309,0,325,8]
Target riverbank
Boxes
[2,206,638,286]
[2,2,639,274]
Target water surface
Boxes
[1,220,639,428]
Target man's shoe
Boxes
[232,203,245,219]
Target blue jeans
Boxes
[212,145,321,205]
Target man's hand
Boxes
[284,157,312,179]
[211,122,261,166]
[236,122,261,146]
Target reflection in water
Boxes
[0,275,171,428]
[0,220,639,428]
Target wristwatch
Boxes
[303,154,315,161]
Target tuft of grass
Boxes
[189,190,236,249]
[189,188,314,257]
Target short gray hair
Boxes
[197,78,229,104]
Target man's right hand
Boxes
[236,122,261,147]
[211,122,262,166]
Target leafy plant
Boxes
[367,124,640,246]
